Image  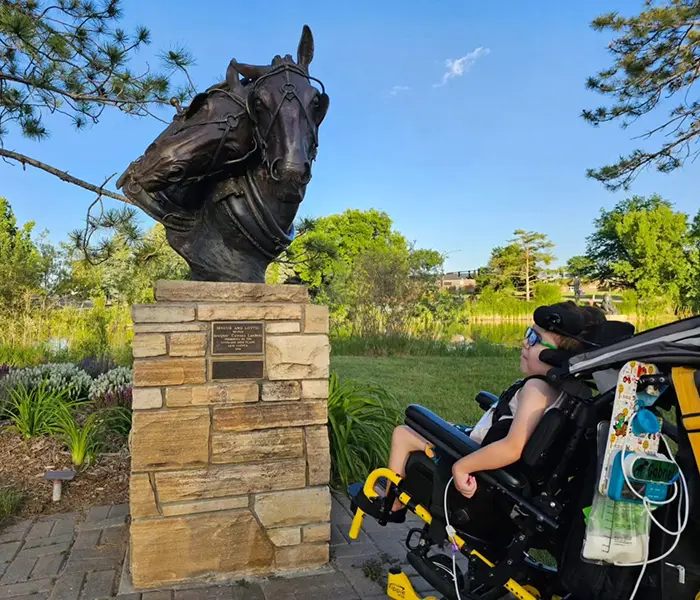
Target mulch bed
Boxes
[0,426,130,519]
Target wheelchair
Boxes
[347,314,700,600]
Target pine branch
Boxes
[0,73,172,109]
[0,148,130,203]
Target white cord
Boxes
[444,476,463,600]
[612,410,690,600]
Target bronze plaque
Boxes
[212,321,264,355]
[211,360,264,380]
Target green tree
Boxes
[65,221,189,303]
[478,243,522,292]
[686,209,700,312]
[566,255,595,280]
[0,197,42,306]
[584,1,700,190]
[478,231,556,300]
[35,230,68,296]
[409,248,444,281]
[0,0,193,200]
[510,230,556,301]
[583,194,693,314]
[280,209,444,333]
[284,209,414,295]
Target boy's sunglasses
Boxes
[524,326,557,350]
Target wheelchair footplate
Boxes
[387,567,439,600]
[348,467,550,600]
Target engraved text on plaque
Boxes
[212,322,264,355]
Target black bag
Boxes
[556,440,642,600]
[635,400,700,600]
[558,398,700,600]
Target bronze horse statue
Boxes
[116,25,329,282]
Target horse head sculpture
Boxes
[116,25,329,282]
[125,61,255,194]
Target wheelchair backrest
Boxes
[518,377,598,486]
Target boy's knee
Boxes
[392,425,411,442]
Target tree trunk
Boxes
[525,246,530,301]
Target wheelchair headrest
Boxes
[534,302,635,353]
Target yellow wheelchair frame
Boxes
[348,467,543,600]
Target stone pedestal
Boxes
[128,280,332,589]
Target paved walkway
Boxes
[0,494,438,600]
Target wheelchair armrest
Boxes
[404,404,526,490]
[475,391,499,412]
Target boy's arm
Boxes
[452,380,552,484]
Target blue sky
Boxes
[3,0,698,272]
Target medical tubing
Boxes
[612,410,689,600]
[444,476,463,600]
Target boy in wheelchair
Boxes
[348,303,700,600]
[378,302,604,524]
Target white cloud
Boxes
[434,47,490,87]
[389,85,410,96]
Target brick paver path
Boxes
[0,493,439,599]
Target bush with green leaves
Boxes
[52,403,107,468]
[2,363,91,403]
[78,355,118,379]
[0,487,24,522]
[327,372,401,490]
[87,367,133,437]
[89,367,132,407]
[1,381,75,439]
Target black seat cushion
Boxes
[404,404,527,490]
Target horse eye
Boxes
[311,96,320,107]
[167,165,185,182]
[254,97,263,109]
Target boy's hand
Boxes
[455,474,477,498]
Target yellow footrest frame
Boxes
[387,568,439,600]
[349,467,539,600]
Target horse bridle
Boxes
[171,88,258,185]
[246,63,326,177]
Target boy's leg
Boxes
[384,425,430,512]
[389,425,430,478]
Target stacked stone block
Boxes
[128,280,332,589]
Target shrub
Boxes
[88,367,133,437]
[2,363,92,403]
[534,282,563,305]
[89,367,132,407]
[78,355,117,378]
[1,381,73,439]
[0,487,24,522]
[0,344,49,367]
[70,298,112,360]
[52,404,106,468]
[103,405,132,437]
[330,334,520,358]
[327,372,401,490]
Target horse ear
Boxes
[235,62,270,80]
[184,92,208,117]
[316,93,329,124]
[226,60,245,94]
[297,25,314,69]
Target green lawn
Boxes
[330,355,522,424]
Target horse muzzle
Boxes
[269,158,312,185]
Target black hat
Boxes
[534,301,635,350]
